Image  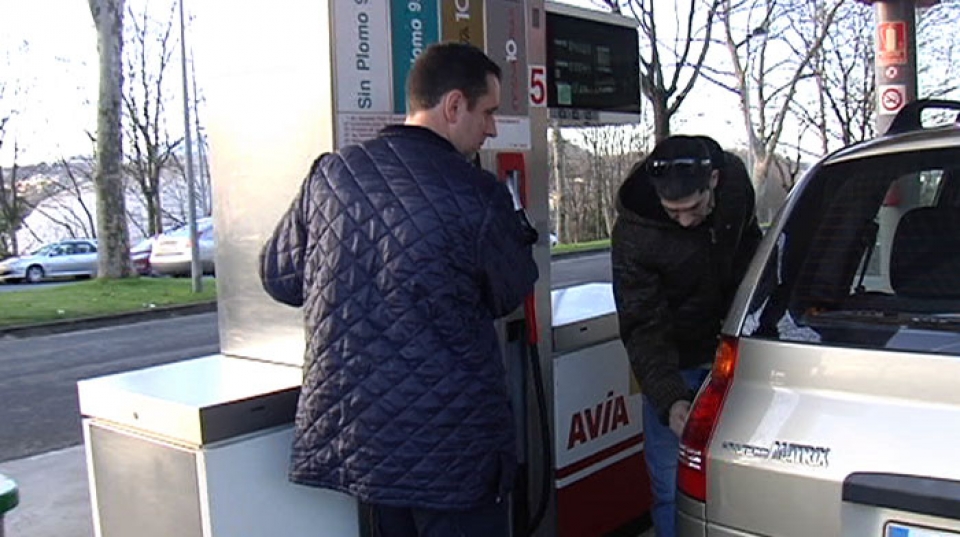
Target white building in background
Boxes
[16,170,206,252]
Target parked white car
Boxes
[148,218,216,276]
[0,239,99,283]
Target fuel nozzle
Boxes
[505,170,539,246]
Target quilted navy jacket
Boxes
[259,125,538,510]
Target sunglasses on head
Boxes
[647,158,713,178]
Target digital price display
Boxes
[545,10,641,114]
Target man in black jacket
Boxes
[259,43,538,537]
[611,135,761,537]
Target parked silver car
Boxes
[0,239,98,283]
[148,217,216,276]
[678,100,960,537]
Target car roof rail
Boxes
[885,99,960,136]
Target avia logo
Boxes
[567,391,630,449]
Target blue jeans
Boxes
[363,499,509,537]
[642,368,710,537]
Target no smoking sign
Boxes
[878,84,906,115]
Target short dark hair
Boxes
[692,135,726,170]
[645,135,715,201]
[406,42,502,112]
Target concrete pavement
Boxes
[0,447,91,537]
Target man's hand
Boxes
[669,400,691,437]
[516,210,539,245]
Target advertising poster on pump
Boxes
[441,0,485,49]
[391,0,440,113]
[485,0,528,117]
[333,0,394,114]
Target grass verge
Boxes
[0,240,609,329]
[0,278,217,328]
[552,239,611,256]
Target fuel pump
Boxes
[496,152,553,537]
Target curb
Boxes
[0,301,218,339]
[551,247,611,260]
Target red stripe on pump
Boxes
[556,434,643,480]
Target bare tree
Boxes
[123,0,182,237]
[792,2,875,152]
[917,0,960,102]
[576,125,643,240]
[710,0,843,198]
[595,0,721,141]
[53,154,98,236]
[0,44,31,257]
[188,43,213,218]
[12,154,100,250]
[0,136,29,257]
[89,0,133,279]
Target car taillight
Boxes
[677,336,739,502]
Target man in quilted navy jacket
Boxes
[259,43,538,537]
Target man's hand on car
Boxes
[669,400,691,437]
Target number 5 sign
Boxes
[529,65,547,107]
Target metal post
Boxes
[179,0,202,292]
[872,0,919,134]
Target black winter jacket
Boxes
[259,125,538,509]
[611,152,761,424]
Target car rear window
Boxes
[742,147,960,355]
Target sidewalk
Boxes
[0,447,92,537]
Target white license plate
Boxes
[888,523,960,537]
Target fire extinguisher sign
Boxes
[878,21,907,66]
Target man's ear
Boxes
[441,89,466,124]
[709,170,720,190]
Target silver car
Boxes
[148,217,216,276]
[0,239,99,283]
[678,100,960,537]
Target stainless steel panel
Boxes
[703,523,764,537]
[677,511,707,537]
[677,492,706,521]
[87,421,203,537]
[78,355,301,446]
[192,0,336,367]
[551,283,619,353]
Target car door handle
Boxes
[843,472,960,521]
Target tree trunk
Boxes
[550,123,568,244]
[89,0,132,278]
[651,94,670,143]
[146,191,162,236]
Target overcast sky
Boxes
[1,0,99,166]
[0,0,816,167]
